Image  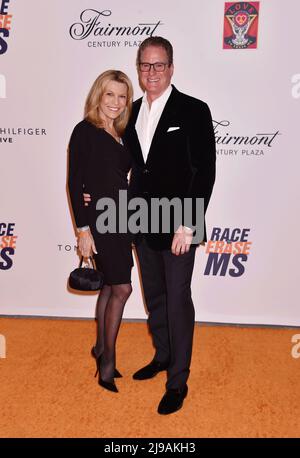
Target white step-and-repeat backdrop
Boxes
[1,0,299,325]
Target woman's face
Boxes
[99,80,128,124]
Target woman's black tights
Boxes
[94,283,132,382]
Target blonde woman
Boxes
[68,70,134,393]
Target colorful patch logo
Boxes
[223,2,259,49]
[0,223,17,270]
[204,227,252,277]
[0,0,13,55]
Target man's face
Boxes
[138,45,174,101]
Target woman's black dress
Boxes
[68,119,133,285]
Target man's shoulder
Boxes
[174,87,209,110]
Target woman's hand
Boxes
[77,229,97,258]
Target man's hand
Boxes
[78,229,97,258]
[171,225,193,256]
[83,193,91,207]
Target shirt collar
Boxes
[142,85,173,109]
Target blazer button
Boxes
[143,169,149,174]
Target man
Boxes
[124,36,216,415]
[84,36,215,414]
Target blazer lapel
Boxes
[129,99,145,165]
[146,86,182,165]
[127,86,183,166]
[124,98,145,165]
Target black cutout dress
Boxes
[68,119,133,285]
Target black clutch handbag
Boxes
[68,257,104,291]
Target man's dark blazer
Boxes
[124,85,216,250]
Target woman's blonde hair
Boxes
[84,70,133,136]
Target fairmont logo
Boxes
[213,120,281,157]
[69,9,162,46]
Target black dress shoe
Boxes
[99,378,118,393]
[157,385,188,415]
[91,346,122,378]
[132,359,169,380]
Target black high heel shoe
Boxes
[99,378,118,393]
[91,346,122,378]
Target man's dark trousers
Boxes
[135,237,196,390]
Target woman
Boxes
[68,70,134,393]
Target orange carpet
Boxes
[0,317,299,438]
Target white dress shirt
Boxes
[135,85,172,163]
[135,85,192,235]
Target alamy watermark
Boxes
[291,74,300,99]
[0,334,6,358]
[95,190,204,244]
[291,334,300,359]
